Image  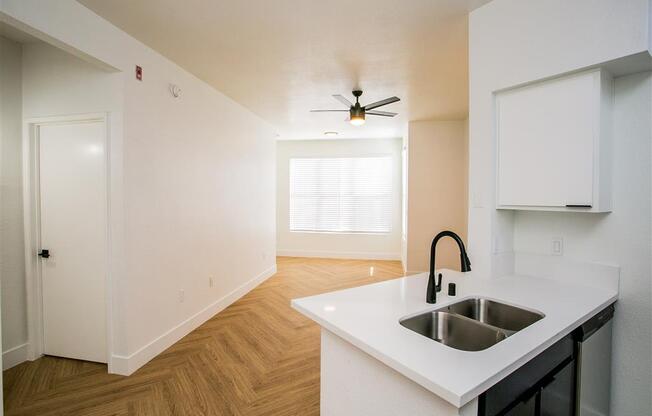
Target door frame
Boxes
[22,112,114,371]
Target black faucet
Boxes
[426,230,471,304]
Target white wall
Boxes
[0,35,24,411]
[276,138,402,260]
[0,35,27,369]
[514,72,652,415]
[469,0,652,414]
[400,135,408,269]
[404,120,468,273]
[1,0,277,374]
[468,0,652,278]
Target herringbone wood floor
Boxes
[3,257,404,416]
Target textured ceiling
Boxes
[78,0,490,139]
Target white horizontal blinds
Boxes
[290,157,392,233]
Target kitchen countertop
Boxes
[291,269,618,408]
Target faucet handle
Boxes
[435,273,442,292]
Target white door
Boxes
[38,120,107,363]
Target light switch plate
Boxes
[551,237,563,256]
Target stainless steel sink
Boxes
[444,298,544,335]
[399,311,507,352]
[399,298,544,351]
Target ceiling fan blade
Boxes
[366,110,397,117]
[310,109,349,112]
[364,96,400,110]
[332,94,354,108]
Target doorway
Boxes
[24,114,110,364]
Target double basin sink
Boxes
[399,298,544,351]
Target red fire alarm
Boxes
[135,65,143,81]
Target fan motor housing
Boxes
[350,106,365,120]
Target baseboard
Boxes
[277,249,401,261]
[2,343,29,370]
[110,264,277,376]
[405,270,427,276]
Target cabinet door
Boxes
[540,360,575,416]
[497,72,596,208]
[503,392,537,416]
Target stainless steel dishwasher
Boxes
[574,304,615,416]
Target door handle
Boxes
[38,249,50,259]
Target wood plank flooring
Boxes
[3,257,404,415]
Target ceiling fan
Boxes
[310,90,400,126]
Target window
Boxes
[289,156,392,233]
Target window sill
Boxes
[290,230,391,236]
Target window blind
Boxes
[289,156,392,233]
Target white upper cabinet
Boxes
[496,69,613,212]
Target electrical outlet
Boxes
[178,289,185,303]
[209,277,214,288]
[551,237,563,256]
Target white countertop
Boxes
[291,269,618,408]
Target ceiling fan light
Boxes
[350,114,365,126]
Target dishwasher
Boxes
[573,304,615,416]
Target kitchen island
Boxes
[291,268,618,415]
